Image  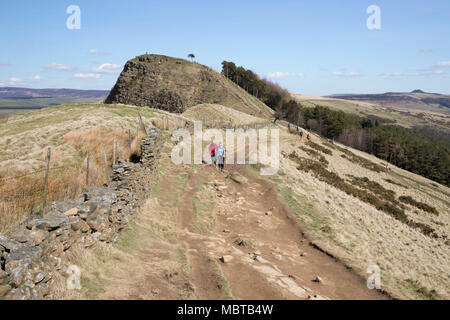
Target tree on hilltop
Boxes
[188,53,195,62]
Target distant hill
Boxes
[327,90,450,112]
[105,54,272,116]
[0,87,109,99]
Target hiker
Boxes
[209,141,217,165]
[216,142,226,171]
[296,125,299,132]
[288,123,291,130]
[307,133,311,141]
[300,130,303,138]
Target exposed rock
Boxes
[313,276,323,283]
[11,229,48,246]
[76,201,98,214]
[230,172,248,184]
[7,245,42,265]
[33,271,46,284]
[63,208,78,216]
[0,269,7,284]
[86,212,107,232]
[220,255,234,263]
[32,215,69,231]
[0,234,22,251]
[0,285,11,297]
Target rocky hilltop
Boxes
[105,54,270,115]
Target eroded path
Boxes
[176,164,385,300]
[68,145,386,300]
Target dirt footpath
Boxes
[177,164,386,300]
[76,156,387,300]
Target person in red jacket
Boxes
[209,141,217,165]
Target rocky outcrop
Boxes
[0,129,161,300]
[104,54,266,115]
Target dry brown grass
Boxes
[0,126,145,235]
[271,125,450,299]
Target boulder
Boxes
[86,212,107,232]
[313,276,323,283]
[11,229,48,246]
[7,245,42,265]
[220,255,234,263]
[0,234,22,251]
[32,215,69,231]
[76,201,98,214]
[230,172,248,184]
[63,208,78,216]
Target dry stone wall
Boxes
[0,128,161,300]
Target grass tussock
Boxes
[306,141,333,155]
[335,144,386,173]
[348,175,397,203]
[299,146,329,166]
[384,178,408,189]
[405,279,440,300]
[399,196,439,216]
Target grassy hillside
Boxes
[105,54,273,117]
[291,93,450,134]
[258,123,450,299]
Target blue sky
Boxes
[0,0,449,95]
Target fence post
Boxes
[128,129,131,147]
[42,147,51,217]
[103,146,108,171]
[86,152,90,186]
[113,140,116,165]
[138,112,147,135]
[117,143,122,161]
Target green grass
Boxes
[115,221,141,253]
[405,279,440,300]
[192,174,215,234]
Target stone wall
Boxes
[0,128,161,300]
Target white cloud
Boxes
[74,73,101,79]
[0,62,12,66]
[267,71,304,78]
[44,63,75,71]
[30,75,41,80]
[88,49,111,56]
[91,63,122,73]
[380,70,445,77]
[331,71,361,78]
[7,77,24,85]
[436,61,450,67]
[420,49,432,53]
